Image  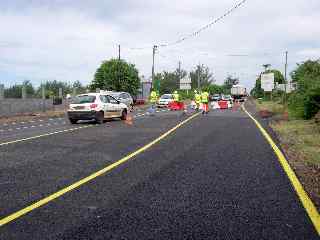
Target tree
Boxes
[36,80,71,98]
[72,80,87,94]
[223,75,239,91]
[154,67,188,94]
[90,59,140,95]
[288,59,320,119]
[158,71,179,94]
[291,59,320,91]
[4,80,35,98]
[190,64,214,89]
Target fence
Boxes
[0,85,69,117]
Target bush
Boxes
[288,88,320,120]
[304,88,320,119]
[288,92,305,119]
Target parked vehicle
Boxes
[157,94,174,108]
[67,93,128,124]
[211,94,221,101]
[107,91,134,109]
[231,84,247,102]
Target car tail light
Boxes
[90,103,98,109]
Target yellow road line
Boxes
[242,105,320,235]
[0,112,200,227]
[0,125,93,147]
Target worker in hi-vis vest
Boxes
[194,90,201,111]
[173,90,180,103]
[201,90,209,114]
[149,89,158,107]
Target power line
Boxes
[159,0,247,47]
[127,0,247,50]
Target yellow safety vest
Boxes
[195,93,201,104]
[201,92,209,103]
[150,91,158,103]
[173,93,180,102]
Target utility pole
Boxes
[118,44,121,60]
[178,61,181,81]
[197,64,200,90]
[118,44,121,91]
[151,45,157,89]
[284,51,288,104]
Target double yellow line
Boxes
[0,113,200,227]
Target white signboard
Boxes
[180,84,191,90]
[180,77,191,90]
[261,73,274,92]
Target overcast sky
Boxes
[0,0,319,89]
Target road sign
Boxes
[180,77,191,90]
[261,73,274,92]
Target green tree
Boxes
[72,80,87,94]
[288,59,320,119]
[223,75,239,92]
[154,67,188,94]
[158,71,179,94]
[190,64,214,89]
[4,80,35,98]
[90,59,140,95]
[202,84,225,94]
[36,80,71,98]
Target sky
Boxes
[0,0,320,90]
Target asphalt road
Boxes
[0,107,318,239]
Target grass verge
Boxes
[253,99,320,210]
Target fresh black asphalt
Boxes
[0,107,318,239]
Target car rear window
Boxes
[161,95,172,99]
[72,95,96,104]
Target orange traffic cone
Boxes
[125,114,133,125]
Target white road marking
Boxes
[31,126,35,128]
[47,123,51,126]
[39,120,43,122]
[23,126,28,129]
[39,124,43,127]
[16,128,21,130]
[21,122,25,124]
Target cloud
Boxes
[0,0,319,89]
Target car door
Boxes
[107,95,122,117]
[125,93,133,106]
[119,93,129,107]
[100,95,112,118]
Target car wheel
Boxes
[121,109,127,120]
[95,111,104,124]
[69,119,78,124]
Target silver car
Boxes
[108,92,134,109]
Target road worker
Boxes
[194,90,201,111]
[149,89,158,114]
[173,90,180,103]
[201,90,210,114]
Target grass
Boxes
[271,120,320,166]
[255,100,285,115]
